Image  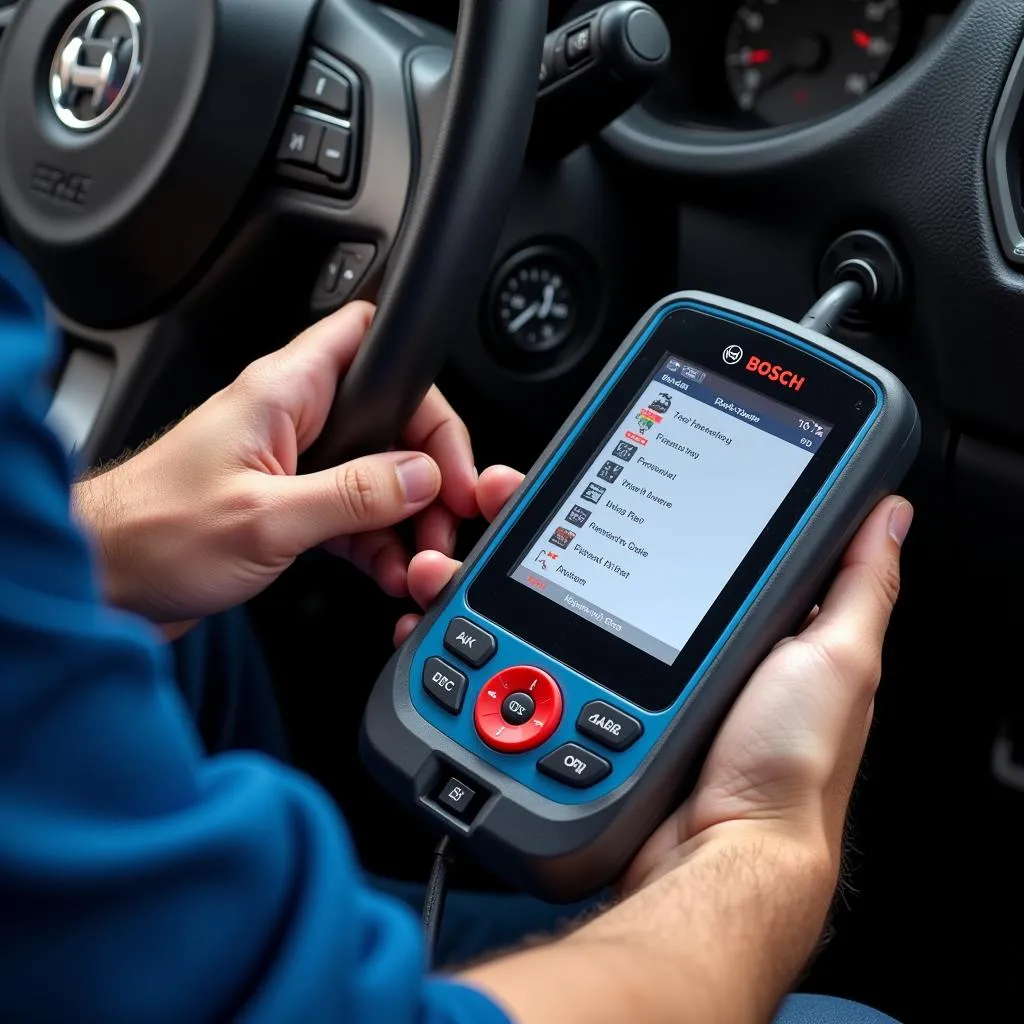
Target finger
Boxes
[803,496,913,658]
[259,451,441,557]
[408,550,462,610]
[478,465,525,523]
[803,604,821,630]
[240,302,376,450]
[402,386,478,519]
[415,501,459,557]
[325,528,409,598]
[770,606,821,652]
[394,613,422,648]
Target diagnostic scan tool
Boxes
[362,292,920,902]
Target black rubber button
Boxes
[538,743,611,789]
[501,691,536,726]
[299,60,351,115]
[577,700,644,752]
[278,113,323,166]
[437,777,477,819]
[422,657,468,715]
[443,617,497,669]
[317,127,351,180]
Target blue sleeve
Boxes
[0,243,512,1024]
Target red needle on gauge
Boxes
[746,48,772,65]
[852,29,872,50]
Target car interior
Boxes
[1,0,1022,1018]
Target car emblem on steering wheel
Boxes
[722,344,744,366]
[49,0,142,132]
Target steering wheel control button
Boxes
[475,666,563,753]
[501,691,536,726]
[317,127,352,180]
[436,776,477,820]
[565,25,593,67]
[312,243,378,312]
[538,743,611,790]
[443,618,497,669]
[276,51,362,200]
[278,114,323,167]
[317,251,344,296]
[299,60,351,117]
[422,657,468,715]
[577,701,643,753]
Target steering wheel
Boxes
[0,0,548,468]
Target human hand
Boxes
[623,493,912,894]
[405,471,911,1022]
[398,467,911,902]
[393,464,524,647]
[73,302,478,629]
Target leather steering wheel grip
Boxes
[303,0,549,471]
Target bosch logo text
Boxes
[744,356,806,392]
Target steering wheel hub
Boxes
[0,0,316,327]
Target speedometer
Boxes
[725,0,902,127]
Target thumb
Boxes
[803,494,913,656]
[259,451,441,556]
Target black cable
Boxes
[422,835,454,967]
[800,279,864,337]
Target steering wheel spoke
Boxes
[0,0,547,465]
[263,0,460,316]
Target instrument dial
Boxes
[725,0,903,126]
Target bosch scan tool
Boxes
[362,289,920,906]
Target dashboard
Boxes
[394,1,959,130]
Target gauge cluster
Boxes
[636,0,961,130]
[725,0,903,125]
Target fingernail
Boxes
[396,455,439,504]
[888,500,914,548]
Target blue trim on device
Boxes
[409,300,885,805]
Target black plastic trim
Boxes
[987,31,1024,265]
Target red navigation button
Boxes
[474,666,563,753]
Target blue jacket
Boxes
[0,243,508,1023]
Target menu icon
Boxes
[565,505,591,528]
[549,527,576,549]
[597,461,624,484]
[533,548,558,571]
[582,482,606,504]
[613,441,638,462]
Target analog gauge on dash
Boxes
[490,248,581,355]
[725,0,902,127]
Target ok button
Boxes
[501,692,535,726]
